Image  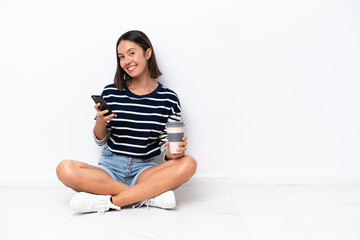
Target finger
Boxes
[177,142,187,151]
[94,103,101,111]
[96,110,107,120]
[177,147,187,152]
[97,111,112,120]
[178,141,187,147]
[103,113,117,121]
[182,136,188,141]
[100,109,109,116]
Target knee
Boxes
[56,159,76,183]
[178,155,197,178]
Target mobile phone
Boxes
[91,95,113,116]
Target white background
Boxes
[0,0,359,186]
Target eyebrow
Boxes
[118,48,135,56]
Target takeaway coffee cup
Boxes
[166,122,185,154]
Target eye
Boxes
[119,56,124,60]
[130,52,135,56]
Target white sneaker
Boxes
[133,190,176,210]
[70,192,121,214]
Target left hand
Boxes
[165,136,188,160]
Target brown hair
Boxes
[114,30,162,91]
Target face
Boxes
[117,40,152,78]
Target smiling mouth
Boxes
[127,66,137,72]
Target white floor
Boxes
[1,178,360,240]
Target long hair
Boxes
[114,30,162,91]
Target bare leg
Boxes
[56,159,131,195]
[112,155,197,207]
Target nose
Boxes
[124,56,131,65]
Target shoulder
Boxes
[103,83,116,90]
[157,83,181,103]
[101,83,119,96]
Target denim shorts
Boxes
[98,146,158,186]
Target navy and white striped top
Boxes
[93,82,181,159]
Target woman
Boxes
[56,30,197,214]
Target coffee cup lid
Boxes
[166,121,185,127]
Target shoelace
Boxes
[88,201,120,214]
[132,198,156,210]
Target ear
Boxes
[146,48,152,60]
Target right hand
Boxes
[94,103,117,123]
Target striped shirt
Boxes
[93,82,181,159]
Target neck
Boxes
[131,77,155,90]
[130,68,156,90]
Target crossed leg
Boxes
[112,155,197,207]
[56,155,197,207]
[56,160,131,195]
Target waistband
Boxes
[103,146,156,163]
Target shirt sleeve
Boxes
[92,123,112,146]
[92,86,112,146]
[159,96,182,152]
